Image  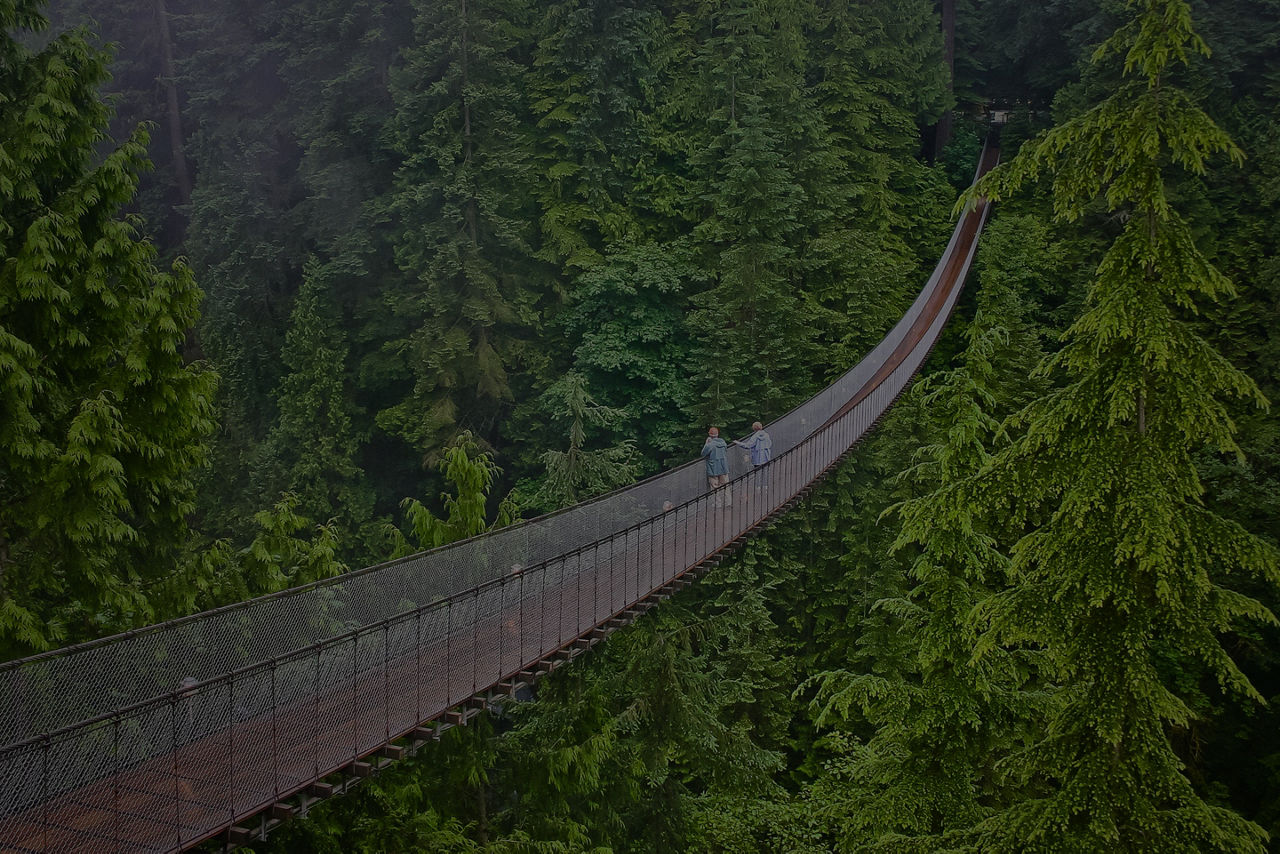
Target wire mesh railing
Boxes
[0,143,997,854]
[0,196,973,751]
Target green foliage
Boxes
[803,218,1052,849]
[957,1,1280,849]
[42,0,193,244]
[690,108,813,423]
[172,0,413,542]
[260,717,568,853]
[684,790,828,854]
[194,493,345,608]
[529,0,659,271]
[939,118,985,189]
[36,0,1278,849]
[827,392,934,682]
[393,433,518,554]
[524,371,642,513]
[176,0,308,537]
[377,0,546,458]
[558,241,701,460]
[967,0,1116,105]
[0,3,216,657]
[252,259,378,562]
[804,0,954,261]
[1184,24,1280,830]
[493,588,788,852]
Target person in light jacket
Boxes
[736,421,772,466]
[735,421,772,493]
[701,426,730,505]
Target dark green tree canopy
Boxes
[9,0,1280,847]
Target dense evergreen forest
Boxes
[3,0,1280,849]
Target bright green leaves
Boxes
[952,1,1280,850]
[1,4,216,658]
[799,219,1050,848]
[393,433,516,554]
[1097,0,1207,85]
[195,493,346,609]
[970,38,1242,225]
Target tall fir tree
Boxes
[690,108,812,422]
[0,0,217,656]
[178,0,306,540]
[799,0,954,371]
[251,259,376,562]
[961,1,1280,849]
[525,370,641,513]
[557,240,701,461]
[805,0,949,229]
[681,0,818,424]
[529,0,659,271]
[378,0,545,459]
[806,214,1052,850]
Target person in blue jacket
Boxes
[735,420,773,493]
[736,421,772,466]
[701,426,730,504]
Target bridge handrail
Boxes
[0,138,995,780]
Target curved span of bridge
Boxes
[0,142,999,853]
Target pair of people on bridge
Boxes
[701,422,772,504]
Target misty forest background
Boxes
[3,0,1280,849]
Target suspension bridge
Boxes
[0,142,999,853]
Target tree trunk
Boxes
[0,535,9,606]
[475,783,489,845]
[460,0,478,245]
[933,0,957,160]
[155,0,193,207]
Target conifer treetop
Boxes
[965,0,1243,224]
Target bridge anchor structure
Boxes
[0,141,1000,854]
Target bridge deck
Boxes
[0,145,999,854]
